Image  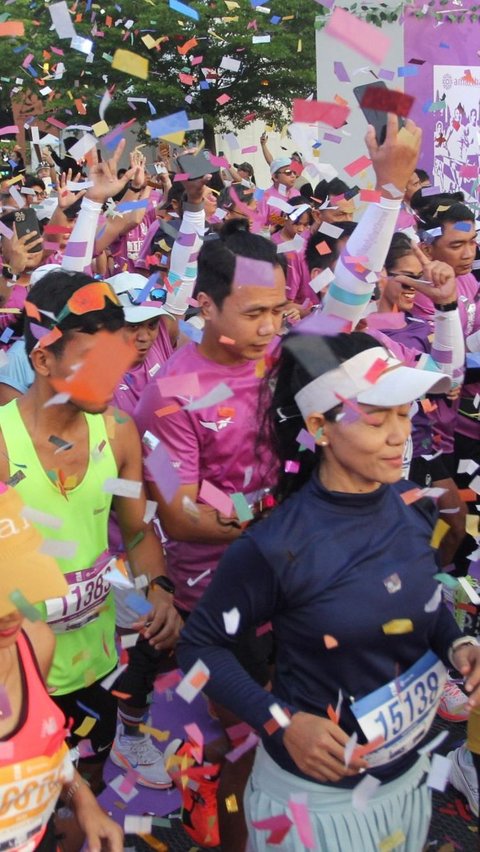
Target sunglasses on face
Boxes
[277,169,295,177]
[389,272,424,283]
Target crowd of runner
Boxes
[2,109,480,852]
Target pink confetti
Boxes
[325,7,391,65]
[199,479,234,517]
[344,155,372,177]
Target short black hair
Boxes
[312,178,350,205]
[417,197,475,241]
[385,232,414,273]
[305,221,356,273]
[415,168,430,184]
[194,219,286,309]
[24,269,124,361]
[23,174,46,191]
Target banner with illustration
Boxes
[431,66,479,204]
[403,13,480,209]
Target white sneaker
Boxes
[447,744,479,816]
[437,679,469,722]
[110,725,172,789]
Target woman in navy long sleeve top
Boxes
[178,331,480,852]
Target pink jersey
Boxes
[112,322,174,416]
[108,206,157,274]
[257,185,298,227]
[134,342,275,611]
[412,272,480,449]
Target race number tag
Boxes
[351,651,447,767]
[45,551,114,632]
[0,745,71,852]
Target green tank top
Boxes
[0,400,119,695]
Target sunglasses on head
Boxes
[128,286,167,305]
[56,281,121,323]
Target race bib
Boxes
[0,744,71,852]
[351,651,447,767]
[45,551,114,632]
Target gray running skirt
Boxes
[244,743,431,852]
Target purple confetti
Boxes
[233,255,275,288]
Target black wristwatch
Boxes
[436,300,458,312]
[128,181,144,193]
[151,575,175,595]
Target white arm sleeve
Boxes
[61,197,102,273]
[322,196,402,325]
[163,203,205,318]
[428,308,465,385]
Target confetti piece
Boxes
[323,634,338,649]
[382,619,413,635]
[230,492,254,522]
[234,255,274,288]
[334,61,350,82]
[138,723,170,742]
[0,21,25,37]
[157,372,200,399]
[293,99,350,128]
[457,576,480,605]
[430,518,450,549]
[176,660,210,703]
[352,774,381,811]
[199,480,233,517]
[74,715,97,737]
[379,830,406,852]
[103,477,142,499]
[154,670,182,693]
[68,134,97,163]
[427,753,452,791]
[111,49,149,80]
[169,0,200,20]
[344,155,372,177]
[225,794,239,813]
[225,731,259,762]
[185,382,233,412]
[269,703,291,729]
[223,607,241,634]
[147,111,189,139]
[124,592,151,616]
[40,539,77,559]
[9,590,42,622]
[325,7,390,66]
[424,584,442,613]
[251,814,293,845]
[124,815,153,835]
[110,773,139,804]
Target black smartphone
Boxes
[353,81,405,144]
[13,208,43,251]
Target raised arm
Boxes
[322,115,422,325]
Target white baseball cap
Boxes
[295,346,452,418]
[106,272,168,323]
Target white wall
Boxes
[315,11,405,184]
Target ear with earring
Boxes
[316,426,328,447]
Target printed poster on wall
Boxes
[432,66,480,204]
